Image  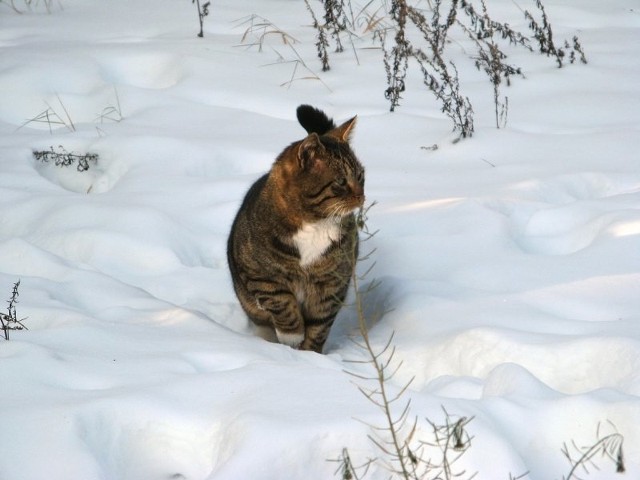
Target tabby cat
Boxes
[227,105,365,353]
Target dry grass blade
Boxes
[235,14,298,52]
[96,87,123,123]
[562,422,625,479]
[357,5,387,34]
[18,108,68,133]
[18,95,75,133]
[51,94,75,131]
[274,59,332,92]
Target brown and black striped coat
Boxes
[227,105,365,353]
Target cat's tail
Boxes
[296,105,336,135]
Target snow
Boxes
[1,0,639,479]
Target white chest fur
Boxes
[292,218,341,267]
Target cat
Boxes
[227,105,365,353]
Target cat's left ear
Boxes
[297,133,326,170]
[329,115,357,142]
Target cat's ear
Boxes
[297,133,326,170]
[328,115,357,142]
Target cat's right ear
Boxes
[328,115,357,142]
[297,133,326,170]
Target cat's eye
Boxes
[335,177,348,187]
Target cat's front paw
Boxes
[276,330,305,349]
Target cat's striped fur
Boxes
[227,105,365,353]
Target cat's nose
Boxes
[351,184,365,204]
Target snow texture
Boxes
[0,0,639,479]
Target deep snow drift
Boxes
[0,0,639,479]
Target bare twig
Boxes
[330,448,375,480]
[562,422,625,479]
[33,146,99,172]
[1,280,27,341]
[377,0,585,137]
[18,95,75,133]
[192,0,211,38]
[235,14,298,52]
[96,86,123,123]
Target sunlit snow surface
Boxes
[0,1,639,479]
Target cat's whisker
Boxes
[322,203,342,222]
[323,201,352,221]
